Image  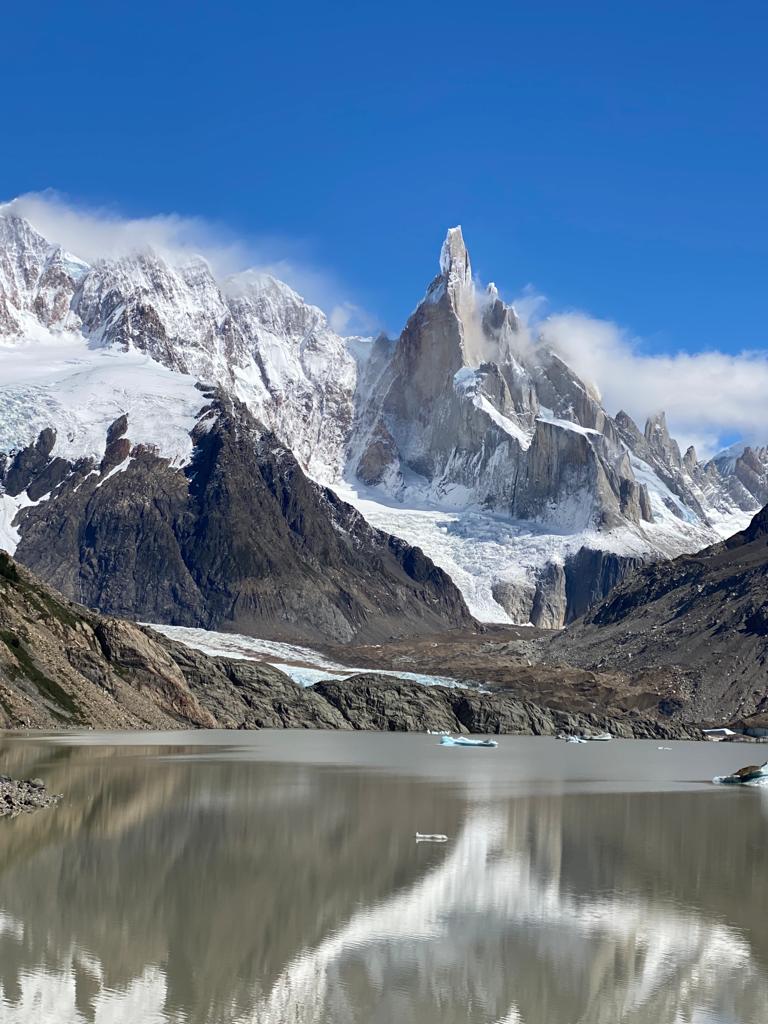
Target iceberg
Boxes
[439,736,498,749]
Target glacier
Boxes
[149,623,464,688]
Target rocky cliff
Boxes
[353,228,652,529]
[0,212,357,480]
[712,441,768,511]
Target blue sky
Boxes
[3,1,768,450]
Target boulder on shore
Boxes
[0,776,60,817]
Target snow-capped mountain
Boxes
[339,227,756,624]
[0,213,357,480]
[1,386,471,643]
[0,215,88,335]
[353,226,652,528]
[0,211,759,630]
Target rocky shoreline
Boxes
[0,776,60,817]
[156,637,698,739]
[306,675,698,739]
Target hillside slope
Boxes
[553,505,768,722]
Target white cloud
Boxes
[0,190,379,336]
[537,311,768,459]
[329,301,380,335]
[1,190,249,275]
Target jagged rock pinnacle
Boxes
[439,226,472,287]
[644,410,670,442]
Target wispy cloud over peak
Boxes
[0,191,379,336]
[535,309,768,458]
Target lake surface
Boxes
[0,731,766,1024]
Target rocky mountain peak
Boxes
[644,411,682,468]
[614,410,643,443]
[0,212,46,254]
[683,445,699,473]
[6,390,473,643]
[0,213,88,335]
[713,442,768,511]
[0,217,760,635]
[439,225,472,288]
[644,410,670,441]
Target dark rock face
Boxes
[105,414,129,446]
[156,636,350,730]
[1,427,74,501]
[725,502,768,547]
[0,548,321,730]
[10,391,474,644]
[563,548,646,624]
[493,547,648,628]
[555,502,768,723]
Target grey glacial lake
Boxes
[0,731,766,1024]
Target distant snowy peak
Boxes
[225,270,355,392]
[0,211,360,481]
[75,249,245,380]
[223,271,327,338]
[357,225,756,525]
[224,270,358,478]
[0,215,88,336]
[354,226,655,531]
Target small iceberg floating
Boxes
[427,729,450,736]
[713,761,768,786]
[561,733,611,743]
[415,832,448,842]
[440,735,498,748]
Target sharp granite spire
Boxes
[439,225,472,289]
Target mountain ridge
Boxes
[0,211,762,629]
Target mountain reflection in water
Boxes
[0,732,765,1024]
